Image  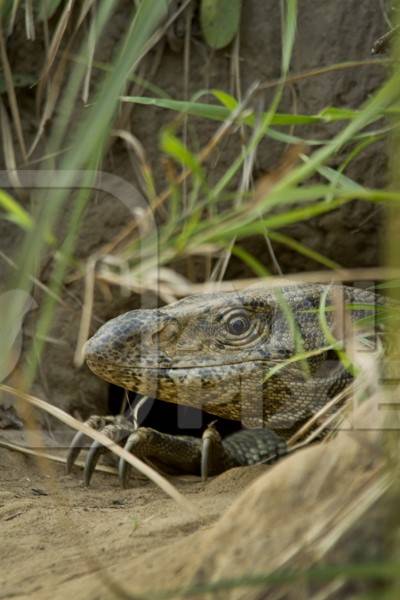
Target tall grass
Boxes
[0,0,398,330]
[1,0,400,597]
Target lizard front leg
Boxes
[66,413,212,486]
[119,424,288,486]
[66,416,287,487]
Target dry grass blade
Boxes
[73,256,96,367]
[0,23,27,161]
[39,0,73,84]
[253,143,308,205]
[112,128,156,199]
[0,384,198,516]
[0,437,117,475]
[309,580,347,600]
[76,0,98,32]
[132,0,193,69]
[258,59,390,92]
[0,250,67,306]
[290,473,390,571]
[300,406,346,446]
[315,474,390,557]
[96,268,186,302]
[95,266,400,300]
[181,1,194,209]
[29,49,69,156]
[287,384,355,447]
[0,97,22,190]
[210,238,237,284]
[24,0,35,40]
[267,451,390,575]
[7,0,20,36]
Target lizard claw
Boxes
[118,431,141,489]
[66,415,113,474]
[201,421,221,482]
[201,436,211,482]
[66,431,88,474]
[84,440,106,486]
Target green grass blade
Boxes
[121,95,322,125]
[0,189,33,231]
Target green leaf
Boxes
[231,245,270,277]
[201,0,241,49]
[211,89,238,111]
[160,129,204,180]
[264,345,333,382]
[0,189,34,232]
[202,197,350,243]
[0,191,55,245]
[123,95,230,120]
[121,95,322,126]
[316,165,364,191]
[281,0,297,75]
[318,106,361,122]
[253,71,400,214]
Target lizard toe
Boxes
[83,420,136,486]
[201,421,221,482]
[66,431,88,474]
[119,431,142,489]
[66,415,136,482]
[84,440,106,486]
[65,415,110,473]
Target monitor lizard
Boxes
[66,283,383,487]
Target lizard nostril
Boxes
[151,319,180,346]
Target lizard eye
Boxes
[217,308,263,347]
[226,313,251,336]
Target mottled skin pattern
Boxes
[68,284,380,486]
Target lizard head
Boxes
[84,285,379,423]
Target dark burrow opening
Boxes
[108,384,242,438]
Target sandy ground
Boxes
[0,443,265,600]
[0,395,389,600]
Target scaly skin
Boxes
[67,284,381,486]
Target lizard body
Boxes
[68,284,382,485]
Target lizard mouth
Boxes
[86,359,270,409]
[85,356,276,371]
[85,357,314,406]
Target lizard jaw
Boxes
[85,357,268,415]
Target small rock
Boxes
[31,487,48,496]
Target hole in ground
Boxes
[108,384,241,438]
